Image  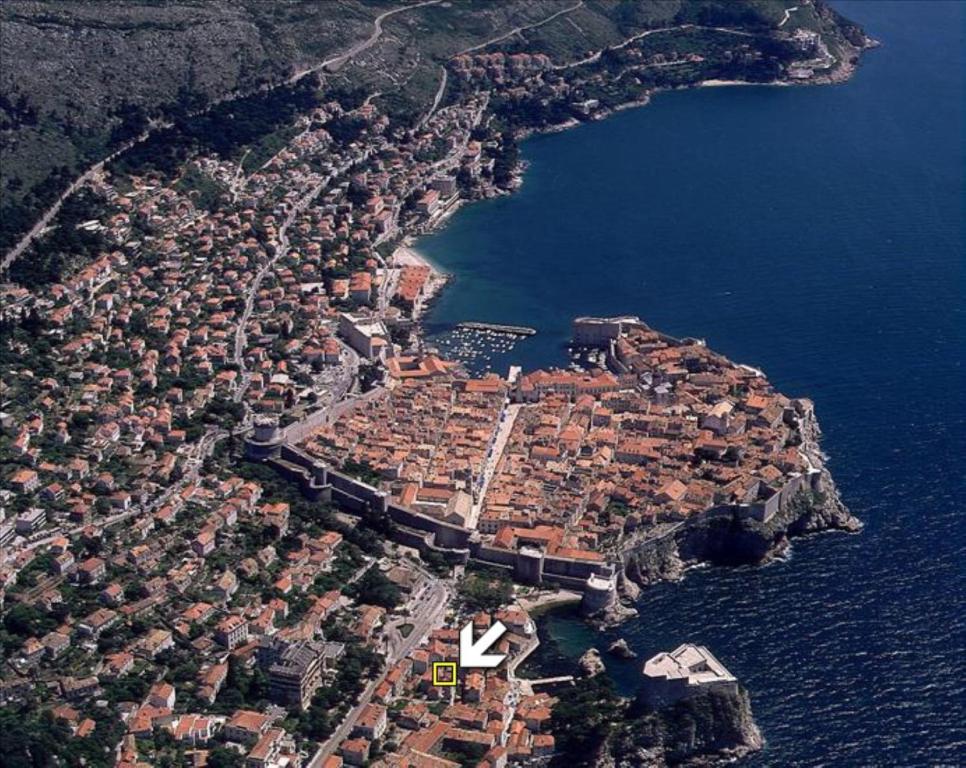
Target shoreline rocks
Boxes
[556,646,763,768]
[607,639,637,660]
[613,685,764,767]
[579,647,606,677]
[621,404,860,592]
[623,474,860,590]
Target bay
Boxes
[418,1,964,764]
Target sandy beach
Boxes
[699,78,793,88]
[392,241,442,273]
[517,589,582,615]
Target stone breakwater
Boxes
[621,407,860,590]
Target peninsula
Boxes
[0,3,872,767]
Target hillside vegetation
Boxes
[1,0,868,254]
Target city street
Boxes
[308,578,452,767]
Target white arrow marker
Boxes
[459,620,508,669]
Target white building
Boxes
[338,312,391,361]
[641,644,738,706]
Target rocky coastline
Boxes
[434,36,880,275]
[609,685,764,768]
[622,475,859,589]
[558,653,764,768]
[410,14,870,766]
[622,406,860,592]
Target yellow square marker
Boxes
[432,661,457,687]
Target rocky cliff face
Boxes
[623,405,860,589]
[625,479,862,585]
[610,686,763,767]
[625,476,859,588]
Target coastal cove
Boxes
[417,2,964,766]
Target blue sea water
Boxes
[418,2,964,765]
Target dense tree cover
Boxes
[323,115,368,145]
[548,674,755,766]
[323,86,370,113]
[549,675,623,766]
[341,458,382,486]
[356,362,383,393]
[442,743,488,768]
[672,1,773,29]
[206,747,244,768]
[108,101,150,146]
[236,461,387,557]
[203,396,246,427]
[102,674,150,705]
[1,164,77,253]
[311,544,368,594]
[613,684,759,764]
[492,95,573,132]
[420,549,454,578]
[347,565,402,610]
[110,77,321,180]
[457,566,513,613]
[0,706,125,768]
[490,136,520,188]
[174,164,228,212]
[7,187,107,288]
[211,655,269,713]
[1,603,59,654]
[293,641,381,741]
[0,90,39,131]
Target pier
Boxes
[523,675,576,691]
[457,321,537,336]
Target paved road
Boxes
[1,0,441,271]
[453,0,584,58]
[13,425,228,561]
[550,23,753,71]
[0,132,149,272]
[418,66,448,128]
[316,0,442,74]
[232,155,361,402]
[309,578,451,767]
[468,402,521,530]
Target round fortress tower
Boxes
[581,571,617,615]
[245,415,284,459]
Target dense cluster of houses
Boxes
[0,14,840,767]
[306,364,508,528]
[481,324,813,549]
[308,322,815,566]
[334,607,555,768]
[0,85,496,582]
[0,457,440,767]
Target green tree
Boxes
[207,746,244,768]
[457,569,513,613]
[347,566,401,610]
[549,676,623,765]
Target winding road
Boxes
[1,0,442,272]
[453,1,584,58]
[418,66,449,128]
[0,132,150,273]
[308,578,452,767]
[313,0,443,75]
[231,144,373,403]
[551,22,755,71]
